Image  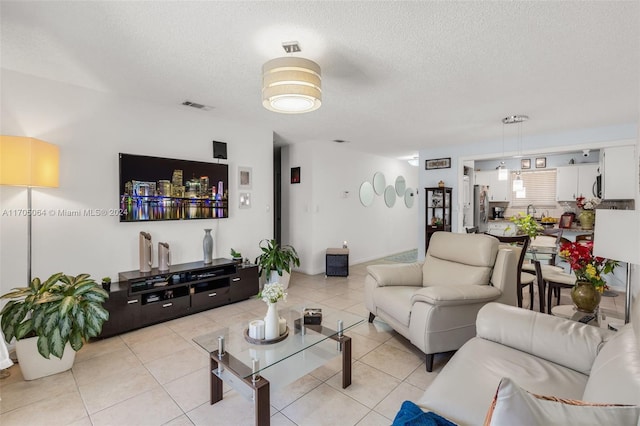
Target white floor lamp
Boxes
[0,136,59,377]
[0,136,60,284]
[593,209,640,324]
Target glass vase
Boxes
[571,280,601,313]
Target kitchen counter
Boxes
[485,219,594,238]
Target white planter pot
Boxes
[269,270,291,289]
[16,337,76,380]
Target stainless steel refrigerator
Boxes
[473,185,490,233]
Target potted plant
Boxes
[101,276,112,292]
[576,196,600,230]
[508,213,542,239]
[0,272,109,380]
[559,240,618,312]
[254,239,300,289]
[230,248,243,263]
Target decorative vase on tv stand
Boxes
[264,302,280,340]
[571,281,601,313]
[139,232,152,272]
[158,242,170,272]
[203,229,213,264]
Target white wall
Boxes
[418,124,638,259]
[0,70,273,292]
[282,142,419,275]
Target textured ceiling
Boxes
[1,1,638,159]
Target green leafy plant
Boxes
[508,213,543,239]
[254,239,300,278]
[101,276,111,284]
[230,248,243,259]
[0,273,110,359]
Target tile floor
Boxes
[0,258,625,426]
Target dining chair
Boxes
[543,270,575,313]
[485,233,533,310]
[521,228,565,274]
[514,228,567,313]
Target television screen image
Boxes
[119,153,229,222]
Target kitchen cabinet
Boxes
[475,170,510,202]
[601,146,636,200]
[556,164,599,201]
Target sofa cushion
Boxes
[418,337,589,425]
[476,303,609,375]
[411,285,502,307]
[373,286,416,327]
[367,263,423,287]
[485,377,640,426]
[423,233,498,287]
[582,325,640,405]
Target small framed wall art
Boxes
[535,157,546,168]
[521,159,531,170]
[291,167,301,184]
[559,213,574,229]
[238,166,252,189]
[425,157,451,170]
[239,192,251,209]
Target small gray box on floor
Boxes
[326,248,349,277]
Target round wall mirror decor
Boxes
[373,172,386,195]
[359,181,375,207]
[384,185,397,207]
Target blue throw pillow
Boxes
[392,401,457,426]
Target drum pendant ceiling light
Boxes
[502,115,529,193]
[262,42,322,114]
[497,119,509,181]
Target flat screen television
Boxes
[119,153,228,222]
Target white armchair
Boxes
[364,232,518,371]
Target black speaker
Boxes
[213,141,227,159]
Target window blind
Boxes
[511,170,557,207]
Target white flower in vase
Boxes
[259,282,287,304]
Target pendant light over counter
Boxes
[497,117,509,180]
[503,114,529,159]
[262,42,322,114]
[502,115,529,193]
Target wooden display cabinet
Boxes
[425,187,453,251]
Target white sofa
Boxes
[418,302,640,425]
[364,232,518,371]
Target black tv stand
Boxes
[99,259,259,338]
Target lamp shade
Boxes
[0,136,59,188]
[593,210,640,264]
[512,176,524,191]
[497,166,509,181]
[262,57,322,113]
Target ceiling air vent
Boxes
[181,100,214,111]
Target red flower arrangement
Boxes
[558,240,618,292]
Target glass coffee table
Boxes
[193,305,364,426]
